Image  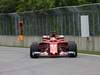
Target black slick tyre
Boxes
[68,41,77,57]
[30,42,39,58]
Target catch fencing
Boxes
[0,3,100,36]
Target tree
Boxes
[0,0,19,13]
[0,0,100,13]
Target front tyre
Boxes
[30,42,39,58]
[68,41,77,57]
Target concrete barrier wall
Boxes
[0,35,42,47]
[0,35,100,51]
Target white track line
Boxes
[78,53,100,57]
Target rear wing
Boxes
[43,35,64,39]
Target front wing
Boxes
[32,51,75,57]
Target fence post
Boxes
[61,14,63,35]
[92,11,95,36]
[46,15,48,35]
[73,12,75,36]
[64,14,66,35]
[57,15,59,35]
[69,14,71,35]
[42,15,44,35]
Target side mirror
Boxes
[43,39,47,41]
[60,39,64,41]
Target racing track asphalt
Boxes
[0,46,100,75]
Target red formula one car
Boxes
[30,32,77,58]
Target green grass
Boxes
[78,50,100,55]
[0,45,29,48]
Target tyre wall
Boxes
[0,35,100,51]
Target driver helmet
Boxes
[50,37,56,41]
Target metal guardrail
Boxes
[0,3,100,36]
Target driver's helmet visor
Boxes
[50,37,56,41]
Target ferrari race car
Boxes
[30,32,77,58]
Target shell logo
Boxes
[51,47,56,49]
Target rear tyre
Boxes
[30,42,39,58]
[68,41,77,57]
